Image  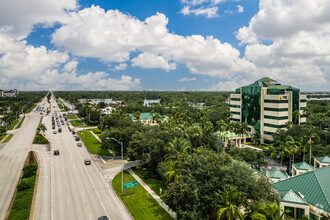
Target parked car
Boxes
[84,159,91,165]
[77,143,82,147]
[75,136,80,141]
[98,217,109,220]
[53,130,57,134]
[54,150,60,155]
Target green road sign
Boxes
[124,180,138,189]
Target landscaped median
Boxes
[16,116,25,129]
[6,151,40,220]
[67,114,78,120]
[3,134,13,143]
[112,170,173,220]
[77,130,112,156]
[33,132,49,144]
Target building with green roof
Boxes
[274,166,330,219]
[265,169,289,182]
[230,77,307,144]
[314,156,330,169]
[292,162,314,176]
[129,112,167,125]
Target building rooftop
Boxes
[315,156,330,164]
[266,169,289,180]
[129,112,166,121]
[256,77,277,82]
[274,166,330,213]
[214,131,251,139]
[293,161,314,170]
[278,189,308,205]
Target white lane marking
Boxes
[89,214,92,220]
[73,143,109,217]
[100,156,106,164]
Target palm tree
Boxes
[277,142,288,165]
[252,131,261,145]
[292,110,300,124]
[317,113,325,130]
[285,136,301,171]
[285,121,293,129]
[166,138,190,161]
[188,125,203,148]
[133,111,141,121]
[304,125,317,165]
[303,107,312,118]
[215,188,244,220]
[238,122,249,147]
[204,120,214,133]
[39,123,47,135]
[165,160,179,182]
[251,203,286,220]
[265,145,277,160]
[217,120,227,141]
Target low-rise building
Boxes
[314,156,330,168]
[274,166,330,219]
[292,162,314,176]
[101,107,115,115]
[129,112,167,125]
[1,89,19,97]
[143,99,160,106]
[265,169,289,182]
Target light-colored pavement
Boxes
[59,98,75,110]
[0,103,41,220]
[128,169,177,219]
[35,96,131,220]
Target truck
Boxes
[68,125,74,133]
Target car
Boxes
[75,136,80,141]
[54,150,60,155]
[53,130,57,134]
[77,143,82,147]
[84,159,91,165]
[98,217,109,220]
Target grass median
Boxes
[16,117,25,129]
[3,134,13,143]
[33,132,49,144]
[7,118,20,130]
[67,114,78,120]
[71,120,85,127]
[112,170,173,220]
[77,130,112,156]
[8,163,38,220]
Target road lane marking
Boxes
[100,156,106,164]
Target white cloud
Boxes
[236,5,244,13]
[0,0,77,39]
[235,0,330,90]
[131,52,176,71]
[52,6,252,77]
[180,6,219,18]
[178,77,197,82]
[115,63,127,70]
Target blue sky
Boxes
[0,0,329,91]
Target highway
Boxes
[0,102,42,219]
[35,95,131,219]
[0,95,132,220]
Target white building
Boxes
[143,99,161,106]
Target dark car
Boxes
[54,150,60,155]
[98,217,109,220]
[84,159,91,165]
[75,136,80,141]
[77,143,82,147]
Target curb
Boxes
[29,152,41,220]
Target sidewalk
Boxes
[90,131,117,157]
[128,169,177,219]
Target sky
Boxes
[0,0,329,91]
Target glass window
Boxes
[264,115,288,120]
[285,206,295,218]
[264,107,289,112]
[264,123,286,128]
[230,104,240,108]
[230,118,240,122]
[264,99,288,103]
[296,208,305,219]
[230,111,240,115]
[300,99,307,102]
[230,98,241,101]
[264,131,274,135]
[310,213,319,220]
[300,107,306,110]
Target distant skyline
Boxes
[0,0,329,91]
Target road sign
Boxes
[124,180,138,189]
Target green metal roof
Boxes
[267,85,292,90]
[266,169,289,180]
[129,113,167,121]
[293,162,314,170]
[256,77,277,82]
[315,156,330,164]
[274,166,330,213]
[278,190,308,205]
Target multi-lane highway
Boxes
[0,101,42,219]
[0,95,132,220]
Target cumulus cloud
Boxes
[131,52,176,71]
[234,0,330,90]
[177,77,197,82]
[0,0,77,39]
[236,5,244,13]
[52,6,252,77]
[180,6,219,18]
[115,63,127,70]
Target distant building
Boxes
[314,156,330,168]
[78,99,123,105]
[230,77,307,144]
[265,169,289,182]
[143,99,160,106]
[129,112,167,125]
[1,89,19,97]
[101,107,115,115]
[292,162,313,176]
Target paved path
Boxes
[128,169,177,219]
[90,131,117,157]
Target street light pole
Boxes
[106,137,124,193]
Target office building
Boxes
[230,77,307,143]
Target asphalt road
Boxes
[35,96,131,220]
[0,103,42,219]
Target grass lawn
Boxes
[3,134,13,143]
[77,131,112,156]
[131,167,166,197]
[33,132,49,144]
[7,118,20,130]
[0,133,6,142]
[71,120,85,127]
[67,114,78,119]
[112,170,173,220]
[90,128,102,137]
[16,117,25,129]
